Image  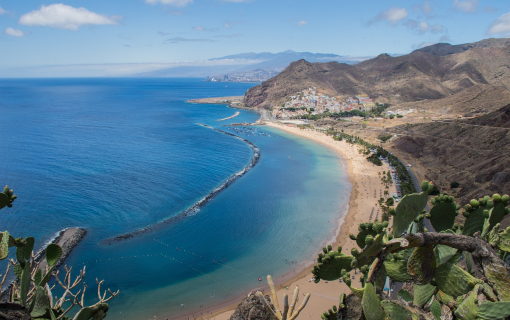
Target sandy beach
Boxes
[191,121,397,320]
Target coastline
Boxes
[174,120,396,320]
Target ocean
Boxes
[0,78,350,319]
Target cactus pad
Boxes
[407,244,436,284]
[488,194,510,228]
[476,301,510,319]
[413,283,436,307]
[436,290,456,308]
[362,283,387,320]
[397,289,413,302]
[430,299,442,320]
[434,263,481,297]
[463,200,488,236]
[428,195,458,232]
[0,231,11,260]
[381,301,412,320]
[313,252,354,282]
[72,303,109,320]
[482,257,510,301]
[453,286,479,320]
[383,260,413,282]
[392,190,429,237]
[30,286,51,318]
[356,233,386,267]
[45,243,62,267]
[434,243,459,266]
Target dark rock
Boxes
[491,171,510,190]
[339,294,363,320]
[229,291,274,320]
[0,303,31,320]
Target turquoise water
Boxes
[0,78,350,319]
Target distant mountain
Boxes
[244,38,510,110]
[138,50,368,78]
[413,38,510,56]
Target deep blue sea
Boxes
[0,78,350,319]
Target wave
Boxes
[102,123,261,245]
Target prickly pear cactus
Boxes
[407,244,436,284]
[427,194,459,232]
[361,283,387,320]
[413,283,436,307]
[434,263,481,297]
[72,303,109,320]
[312,246,354,282]
[453,285,479,320]
[430,299,442,320]
[356,232,387,267]
[462,198,489,236]
[392,182,429,237]
[476,301,510,319]
[481,256,510,302]
[435,242,459,267]
[488,194,510,228]
[383,259,413,282]
[0,185,17,209]
[381,301,412,320]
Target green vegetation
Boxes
[297,110,366,121]
[451,181,460,189]
[396,114,404,118]
[370,103,390,118]
[0,186,117,320]
[377,134,393,143]
[367,154,382,166]
[313,183,510,320]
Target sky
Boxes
[1,0,510,77]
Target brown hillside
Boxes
[244,38,510,111]
[391,108,510,204]
[400,84,510,116]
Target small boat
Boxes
[258,277,262,281]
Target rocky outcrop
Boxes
[229,291,274,320]
[0,303,31,320]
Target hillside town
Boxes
[273,88,377,119]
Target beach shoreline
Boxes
[166,120,396,320]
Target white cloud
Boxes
[145,0,193,6]
[414,1,433,15]
[193,26,219,32]
[488,12,510,35]
[19,4,120,30]
[431,24,445,33]
[371,7,408,25]
[453,0,478,13]
[418,21,429,32]
[0,6,9,15]
[297,20,308,26]
[4,27,25,37]
[405,20,430,33]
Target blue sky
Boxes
[1,0,510,76]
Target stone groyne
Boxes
[102,123,261,245]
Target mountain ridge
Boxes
[243,38,510,110]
